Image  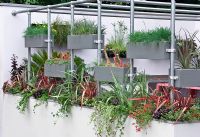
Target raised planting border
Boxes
[44,63,70,78]
[2,93,200,137]
[67,34,104,49]
[127,41,170,60]
[25,34,54,48]
[174,69,200,87]
[94,66,134,83]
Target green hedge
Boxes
[0,0,71,5]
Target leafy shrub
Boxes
[106,21,127,53]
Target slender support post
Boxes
[130,0,135,82]
[97,0,102,65]
[70,4,75,72]
[47,7,52,59]
[27,12,31,81]
[97,0,102,93]
[170,0,176,103]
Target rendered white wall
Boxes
[2,94,200,137]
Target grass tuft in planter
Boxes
[24,19,71,48]
[127,27,171,59]
[44,52,71,78]
[24,24,55,48]
[67,18,105,49]
[103,21,127,59]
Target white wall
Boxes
[0,5,198,86]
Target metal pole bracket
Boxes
[44,39,53,43]
[94,40,103,44]
[166,48,176,53]
[169,75,179,80]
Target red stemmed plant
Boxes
[128,86,195,130]
[104,46,128,68]
[80,80,97,107]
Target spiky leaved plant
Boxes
[176,29,199,69]
[10,54,24,82]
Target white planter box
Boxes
[123,120,200,137]
[2,94,200,137]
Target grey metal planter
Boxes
[127,41,170,59]
[67,34,104,49]
[94,66,132,83]
[174,69,200,87]
[44,63,70,78]
[25,34,54,48]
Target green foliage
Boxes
[161,108,200,122]
[31,50,60,76]
[106,21,127,53]
[17,90,33,112]
[24,24,49,37]
[72,19,105,35]
[0,0,71,5]
[51,79,75,117]
[91,101,127,137]
[45,59,70,65]
[91,73,148,136]
[129,27,171,43]
[7,83,22,94]
[52,18,71,46]
[74,56,86,82]
[25,19,71,46]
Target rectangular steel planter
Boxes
[174,69,200,87]
[127,41,170,59]
[44,63,70,78]
[25,34,54,48]
[94,66,133,83]
[67,34,104,49]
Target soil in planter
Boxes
[101,50,126,58]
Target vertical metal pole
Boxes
[97,0,102,93]
[130,0,135,82]
[47,7,51,59]
[97,0,102,65]
[70,4,75,72]
[170,0,176,103]
[27,12,31,81]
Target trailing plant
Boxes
[50,76,75,117]
[129,27,171,43]
[17,90,34,112]
[72,18,105,35]
[106,21,127,54]
[91,73,147,136]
